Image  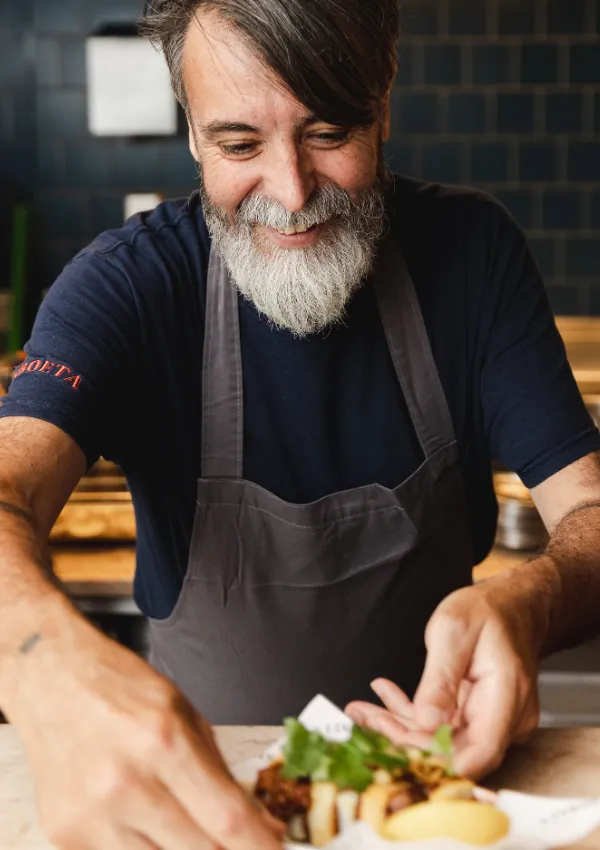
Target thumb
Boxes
[414,608,479,731]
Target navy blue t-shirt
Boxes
[2,175,599,618]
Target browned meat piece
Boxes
[254,762,311,822]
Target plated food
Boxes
[253,719,509,846]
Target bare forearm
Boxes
[485,502,600,659]
[537,502,600,655]
[0,495,81,711]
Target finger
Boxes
[365,713,434,751]
[451,674,519,780]
[370,679,416,718]
[346,696,418,730]
[414,611,478,730]
[160,732,283,850]
[126,778,219,850]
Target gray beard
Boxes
[200,180,387,337]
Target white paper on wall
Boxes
[86,36,177,137]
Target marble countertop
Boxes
[2,724,600,848]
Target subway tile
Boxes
[423,45,462,86]
[448,93,486,133]
[566,238,600,276]
[568,142,600,180]
[546,284,581,315]
[520,44,558,84]
[547,0,586,33]
[37,192,88,240]
[115,141,165,191]
[0,94,14,138]
[470,142,509,182]
[164,139,198,186]
[37,89,87,138]
[542,190,582,230]
[519,142,557,182]
[13,92,36,137]
[421,142,462,184]
[498,0,535,34]
[399,0,439,34]
[591,191,600,228]
[529,238,556,276]
[0,141,35,186]
[37,140,66,187]
[472,45,510,85]
[90,194,125,234]
[85,0,146,30]
[34,38,62,87]
[570,45,600,84]
[384,142,416,176]
[393,92,440,134]
[497,93,535,133]
[449,0,487,34]
[65,140,114,188]
[545,93,583,133]
[34,0,83,33]
[0,40,27,86]
[396,43,416,87]
[10,0,34,29]
[494,189,534,229]
[63,39,86,86]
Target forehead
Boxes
[183,9,309,126]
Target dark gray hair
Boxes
[141,0,399,127]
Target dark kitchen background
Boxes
[0,0,600,342]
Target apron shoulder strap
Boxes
[201,248,243,478]
[373,234,457,460]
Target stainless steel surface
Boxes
[493,472,547,551]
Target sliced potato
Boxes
[373,769,393,785]
[429,777,476,801]
[382,800,510,846]
[308,782,338,847]
[358,783,399,833]
[336,790,359,833]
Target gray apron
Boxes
[148,233,474,724]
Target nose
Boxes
[262,144,316,213]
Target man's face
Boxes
[183,10,389,335]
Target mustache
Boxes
[236,183,374,230]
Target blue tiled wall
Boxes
[1,0,600,316]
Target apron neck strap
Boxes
[373,234,456,459]
[201,248,243,478]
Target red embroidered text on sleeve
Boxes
[12,359,83,390]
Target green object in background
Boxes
[8,202,29,354]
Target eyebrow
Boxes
[199,114,323,140]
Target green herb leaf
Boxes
[281,718,329,779]
[432,724,453,756]
[431,724,454,775]
[327,743,374,792]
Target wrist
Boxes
[0,590,89,722]
[479,556,561,660]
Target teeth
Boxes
[277,224,311,235]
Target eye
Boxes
[219,142,259,159]
[310,130,351,146]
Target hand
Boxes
[7,615,284,850]
[346,581,542,779]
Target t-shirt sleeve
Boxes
[0,250,139,468]
[478,200,600,488]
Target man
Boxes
[0,0,599,847]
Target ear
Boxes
[188,122,200,161]
[381,91,391,143]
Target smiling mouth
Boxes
[274,223,317,235]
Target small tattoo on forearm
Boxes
[19,633,42,654]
